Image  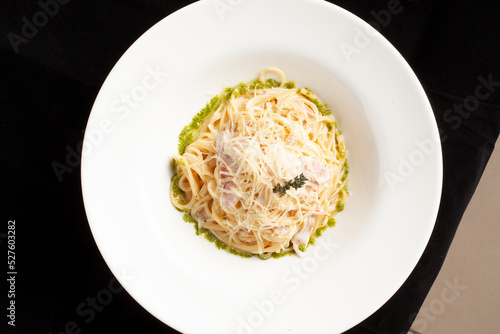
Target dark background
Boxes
[1,0,499,333]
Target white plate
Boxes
[81,0,442,333]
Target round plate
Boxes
[81,0,442,333]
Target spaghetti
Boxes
[170,68,348,258]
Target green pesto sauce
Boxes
[300,217,337,252]
[332,120,342,135]
[170,159,186,206]
[271,249,294,259]
[342,185,350,195]
[339,143,346,159]
[297,87,332,116]
[341,161,349,182]
[171,173,182,197]
[237,82,249,95]
[178,96,221,155]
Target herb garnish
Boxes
[273,173,308,195]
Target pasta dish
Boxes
[170,68,348,258]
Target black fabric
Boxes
[1,1,498,333]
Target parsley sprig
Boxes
[273,174,308,195]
